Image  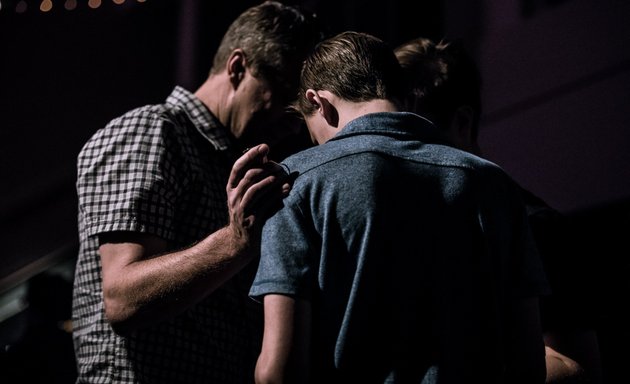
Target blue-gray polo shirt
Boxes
[250,111,549,383]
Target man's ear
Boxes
[305,89,339,127]
[227,49,246,88]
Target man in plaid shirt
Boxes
[71,2,323,383]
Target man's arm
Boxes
[255,295,312,384]
[544,330,603,384]
[100,144,291,335]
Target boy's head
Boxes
[294,31,405,117]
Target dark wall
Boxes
[474,0,630,215]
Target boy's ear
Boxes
[305,89,321,112]
[305,89,339,127]
[227,49,246,88]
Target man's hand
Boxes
[227,144,292,242]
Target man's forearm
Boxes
[103,225,254,335]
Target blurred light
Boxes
[65,0,77,10]
[113,0,125,4]
[16,0,27,13]
[0,1,3,12]
[40,0,53,12]
[88,0,101,9]
[137,0,146,3]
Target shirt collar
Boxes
[166,86,234,151]
[329,112,446,145]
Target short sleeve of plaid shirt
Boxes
[77,105,187,242]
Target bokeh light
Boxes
[16,0,28,13]
[65,0,77,10]
[40,0,53,12]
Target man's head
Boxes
[294,31,405,144]
[202,1,324,148]
[394,37,482,155]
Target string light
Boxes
[40,0,53,12]
[16,0,27,13]
[8,0,147,13]
[65,0,77,10]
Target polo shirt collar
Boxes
[330,111,446,145]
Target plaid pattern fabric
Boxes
[72,86,263,383]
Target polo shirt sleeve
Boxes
[249,199,317,302]
[76,110,185,241]
[505,179,551,299]
[512,205,551,298]
[476,167,550,300]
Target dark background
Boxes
[0,0,628,382]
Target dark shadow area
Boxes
[567,199,630,384]
[0,268,77,384]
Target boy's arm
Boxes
[256,294,312,384]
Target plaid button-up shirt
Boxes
[72,86,262,383]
